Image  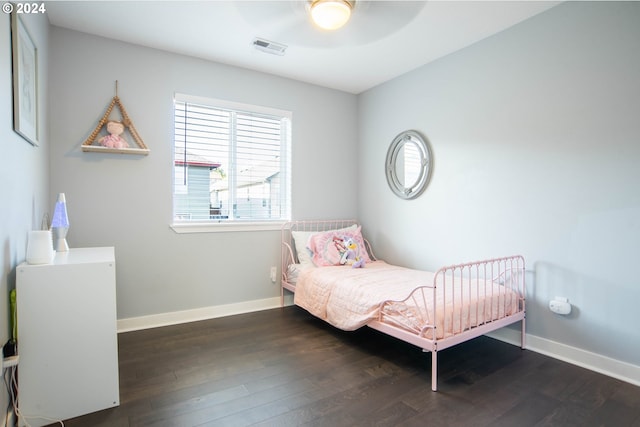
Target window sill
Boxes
[170,221,286,234]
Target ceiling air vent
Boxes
[253,38,287,56]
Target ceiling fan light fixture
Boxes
[310,0,353,30]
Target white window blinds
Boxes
[173,94,291,223]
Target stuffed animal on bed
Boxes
[340,237,366,268]
[309,226,372,267]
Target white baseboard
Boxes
[487,328,640,388]
[117,294,294,333]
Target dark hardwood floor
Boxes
[55,306,639,427]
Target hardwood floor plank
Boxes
[359,401,419,427]
[583,399,640,427]
[489,391,560,427]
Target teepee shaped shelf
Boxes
[82,84,149,155]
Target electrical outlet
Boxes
[270,266,277,283]
[549,297,571,315]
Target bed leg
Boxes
[521,316,526,349]
[431,349,438,392]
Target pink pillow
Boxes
[309,226,371,267]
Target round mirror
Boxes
[385,130,432,200]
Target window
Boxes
[173,94,291,226]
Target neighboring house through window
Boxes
[173,93,291,224]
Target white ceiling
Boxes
[46,1,561,94]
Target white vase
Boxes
[26,230,55,265]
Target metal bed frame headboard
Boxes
[280,219,377,304]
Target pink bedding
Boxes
[294,260,519,339]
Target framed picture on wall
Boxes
[11,12,39,146]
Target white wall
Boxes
[48,27,358,321]
[358,1,640,370]
[0,11,50,422]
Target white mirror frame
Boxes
[385,130,432,200]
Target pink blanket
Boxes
[294,261,432,330]
[294,261,518,338]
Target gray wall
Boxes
[48,27,358,320]
[0,11,50,420]
[358,1,640,366]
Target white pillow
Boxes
[291,224,357,268]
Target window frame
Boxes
[171,93,292,233]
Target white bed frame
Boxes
[281,219,526,391]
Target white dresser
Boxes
[16,247,120,426]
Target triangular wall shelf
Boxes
[82,84,149,155]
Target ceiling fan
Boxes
[235,1,426,49]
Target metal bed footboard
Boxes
[372,255,526,391]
